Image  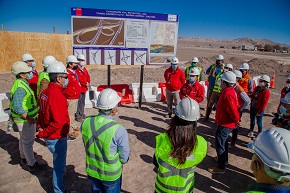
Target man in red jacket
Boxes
[22,53,39,97]
[75,54,91,122]
[164,57,186,118]
[208,71,240,174]
[180,67,205,103]
[64,55,81,140]
[36,61,70,193]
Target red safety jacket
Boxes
[164,67,186,91]
[180,81,205,103]
[215,86,240,129]
[251,87,271,115]
[37,82,70,139]
[64,69,81,99]
[76,67,91,93]
[28,69,39,97]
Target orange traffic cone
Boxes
[270,71,275,88]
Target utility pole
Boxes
[2,24,4,31]
[53,26,56,34]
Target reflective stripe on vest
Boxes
[155,133,207,193]
[213,73,222,93]
[37,71,50,96]
[82,116,122,181]
[10,79,38,123]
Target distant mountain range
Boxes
[179,37,289,47]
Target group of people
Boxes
[9,53,90,192]
[162,55,290,192]
[8,52,290,193]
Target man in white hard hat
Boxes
[36,61,70,193]
[64,55,81,140]
[10,61,46,172]
[164,57,186,118]
[36,55,57,100]
[22,53,39,97]
[185,57,203,81]
[238,63,253,95]
[272,92,290,130]
[208,71,240,174]
[205,55,225,100]
[180,67,205,103]
[81,88,130,193]
[247,127,290,192]
[75,54,91,122]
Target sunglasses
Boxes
[59,76,68,79]
[26,60,34,62]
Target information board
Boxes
[71,8,179,65]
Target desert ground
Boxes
[0,39,290,193]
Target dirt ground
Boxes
[0,42,290,193]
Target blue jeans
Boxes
[46,138,67,193]
[250,107,265,133]
[215,125,232,169]
[88,175,122,193]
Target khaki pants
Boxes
[207,91,220,109]
[17,122,36,166]
[68,99,78,132]
[166,89,181,114]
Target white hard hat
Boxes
[259,75,270,83]
[233,70,242,79]
[11,61,32,75]
[42,56,56,68]
[281,92,290,104]
[47,61,68,74]
[97,88,121,110]
[287,74,290,80]
[239,63,250,70]
[192,57,199,63]
[248,127,290,175]
[66,55,79,64]
[225,63,233,70]
[216,55,224,60]
[174,98,200,121]
[77,54,85,60]
[189,67,200,76]
[221,71,236,84]
[171,57,179,64]
[21,53,35,62]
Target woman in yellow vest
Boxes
[154,98,207,193]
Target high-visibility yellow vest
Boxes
[155,133,207,193]
[10,79,38,123]
[213,73,223,93]
[185,66,202,81]
[81,116,122,181]
[37,71,50,96]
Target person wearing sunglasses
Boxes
[22,53,39,98]
[36,61,70,193]
[10,61,46,172]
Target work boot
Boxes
[73,127,80,132]
[28,162,48,172]
[75,117,83,122]
[82,114,86,119]
[20,158,27,166]
[68,131,79,138]
[208,167,225,174]
[247,131,254,138]
[164,113,172,118]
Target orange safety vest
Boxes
[239,73,251,94]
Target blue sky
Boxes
[1,0,290,45]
